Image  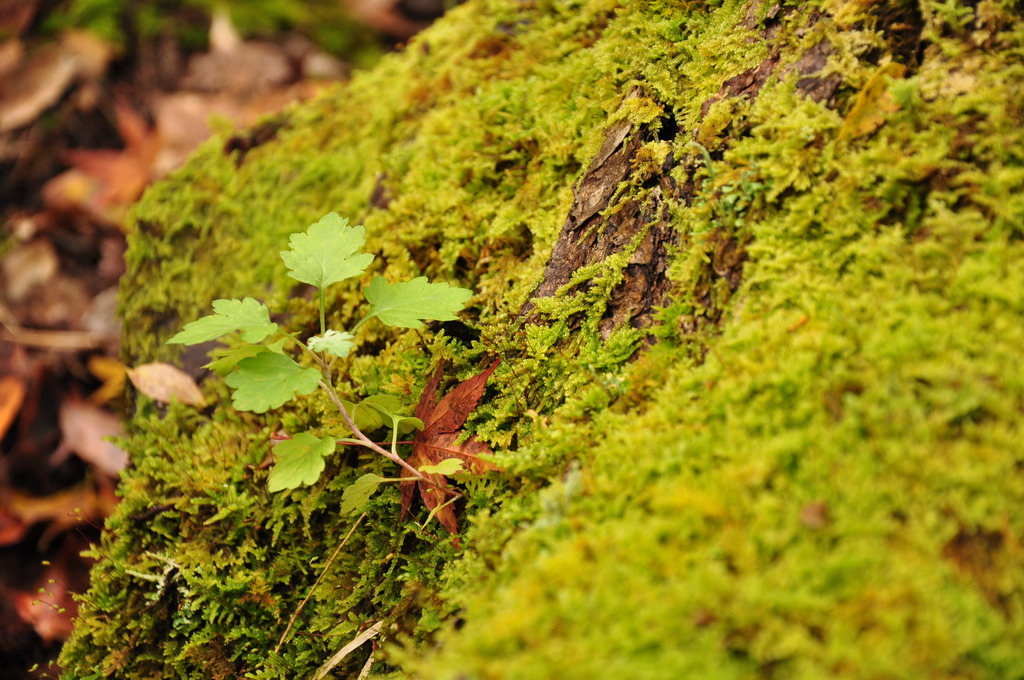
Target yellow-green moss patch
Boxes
[62,1,1024,678]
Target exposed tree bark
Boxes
[527,5,844,342]
[525,101,681,336]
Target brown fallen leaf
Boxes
[0,2,36,37]
[181,10,291,96]
[11,586,73,643]
[0,43,76,132]
[11,550,83,643]
[0,374,26,440]
[150,91,259,175]
[87,354,126,404]
[1,238,59,303]
[0,39,23,80]
[0,31,111,133]
[80,286,122,340]
[401,358,500,536]
[5,481,117,538]
[151,81,323,176]
[56,397,127,476]
[126,362,204,406]
[0,505,28,546]
[46,98,160,222]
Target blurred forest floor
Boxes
[0,1,448,676]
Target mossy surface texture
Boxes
[60,1,1024,678]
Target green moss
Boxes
[61,0,1024,678]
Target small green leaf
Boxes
[360,395,424,434]
[400,417,426,434]
[418,459,464,475]
[280,213,375,290]
[308,330,355,358]
[268,432,336,492]
[167,298,278,345]
[205,345,266,376]
[204,338,286,376]
[340,399,387,432]
[225,353,322,413]
[363,276,472,328]
[360,394,404,415]
[340,473,385,514]
[339,395,407,432]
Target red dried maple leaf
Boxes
[401,358,500,537]
[60,99,160,209]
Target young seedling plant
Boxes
[167,212,485,522]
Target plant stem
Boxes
[271,434,416,447]
[294,332,455,495]
[688,140,716,181]
[349,313,376,334]
[422,492,463,528]
[282,330,313,355]
[318,288,326,336]
[317,380,428,482]
[285,329,332,382]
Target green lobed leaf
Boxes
[225,352,322,413]
[204,338,286,376]
[363,276,472,328]
[280,213,375,290]
[167,297,278,345]
[340,473,385,514]
[268,432,336,492]
[308,330,355,358]
[418,458,464,475]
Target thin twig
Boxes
[0,301,107,350]
[275,513,367,653]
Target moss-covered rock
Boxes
[60,0,1024,678]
